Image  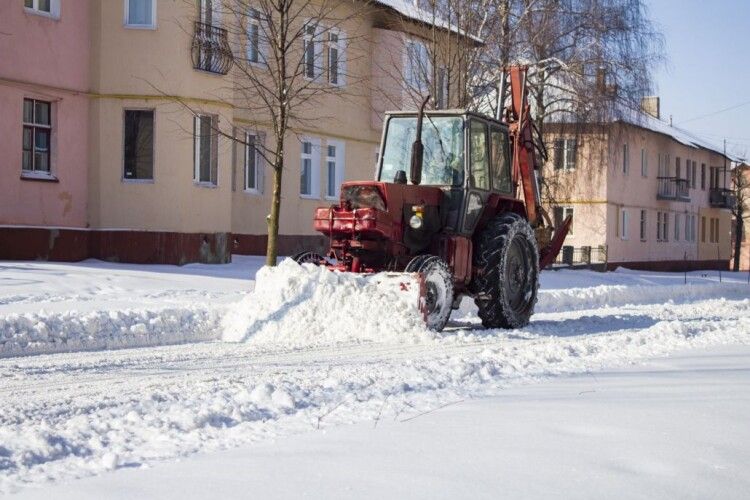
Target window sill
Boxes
[124,23,157,30]
[24,8,60,20]
[20,172,58,183]
[299,194,320,200]
[194,181,218,189]
[324,196,339,202]
[122,178,155,184]
[244,188,262,196]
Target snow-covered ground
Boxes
[16,346,750,500]
[1,257,749,496]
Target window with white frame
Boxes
[620,209,629,240]
[553,206,574,235]
[22,99,52,175]
[24,0,60,17]
[125,0,156,28]
[664,212,669,242]
[640,209,647,241]
[327,30,346,85]
[405,39,430,91]
[553,139,576,170]
[641,148,647,177]
[622,143,629,174]
[325,140,345,199]
[674,213,680,241]
[246,8,262,64]
[244,132,262,192]
[300,138,320,197]
[302,22,322,80]
[193,114,218,185]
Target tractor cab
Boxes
[377,110,518,237]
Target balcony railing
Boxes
[191,21,233,75]
[657,176,690,201]
[709,187,736,209]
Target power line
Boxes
[676,99,750,125]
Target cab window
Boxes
[490,126,512,193]
[469,120,489,190]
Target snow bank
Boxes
[222,260,431,346]
[537,282,750,313]
[0,307,219,358]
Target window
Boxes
[620,209,629,240]
[246,8,261,64]
[435,67,448,109]
[22,99,52,175]
[553,207,574,235]
[701,163,706,190]
[489,127,511,193]
[657,212,662,241]
[25,0,59,17]
[691,161,697,189]
[303,23,320,80]
[553,138,576,170]
[325,140,344,199]
[640,210,647,241]
[193,114,218,185]
[125,0,156,28]
[405,39,430,91]
[327,31,346,85]
[701,216,706,243]
[641,149,647,177]
[622,143,629,174]
[664,213,669,242]
[675,157,681,181]
[469,120,489,190]
[300,138,320,197]
[674,213,680,241]
[123,110,154,180]
[244,133,262,193]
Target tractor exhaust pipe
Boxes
[410,95,431,185]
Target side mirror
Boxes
[394,170,407,184]
[409,95,431,186]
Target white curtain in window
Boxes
[128,0,153,25]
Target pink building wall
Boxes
[0,1,90,228]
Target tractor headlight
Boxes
[409,214,424,229]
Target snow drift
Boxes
[222,260,431,346]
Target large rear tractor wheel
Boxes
[407,255,454,331]
[472,213,539,329]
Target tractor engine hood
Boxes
[313,181,442,241]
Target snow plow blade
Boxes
[222,260,432,345]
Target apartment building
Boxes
[1,0,474,263]
[543,99,735,271]
[734,163,749,271]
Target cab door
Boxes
[460,119,491,236]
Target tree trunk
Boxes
[265,137,284,267]
[733,208,743,272]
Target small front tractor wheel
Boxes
[472,213,539,329]
[407,255,454,331]
[292,251,326,265]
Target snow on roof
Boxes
[616,108,743,163]
[372,0,484,45]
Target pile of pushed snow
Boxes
[222,260,432,346]
[0,307,219,358]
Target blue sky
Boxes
[648,0,750,160]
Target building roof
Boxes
[616,108,744,163]
[372,0,484,45]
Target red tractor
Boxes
[294,66,572,331]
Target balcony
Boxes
[657,176,690,202]
[191,21,233,75]
[709,187,736,209]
